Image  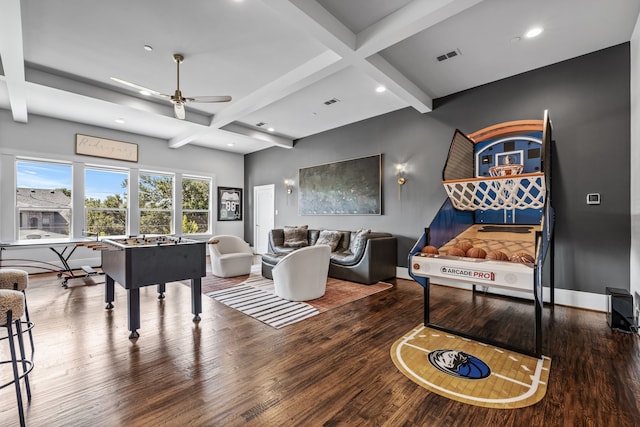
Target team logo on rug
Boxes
[428,349,491,380]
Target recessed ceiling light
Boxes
[139,90,152,96]
[143,45,153,51]
[525,27,543,38]
[227,143,234,147]
[115,118,125,124]
[376,86,387,93]
[267,127,275,132]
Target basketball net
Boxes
[443,168,545,211]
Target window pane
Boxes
[140,211,172,235]
[182,177,210,234]
[86,209,126,236]
[139,173,173,209]
[85,168,128,237]
[16,160,72,239]
[182,178,209,210]
[182,212,209,234]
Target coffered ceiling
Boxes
[1,0,638,154]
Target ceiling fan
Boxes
[111,53,232,120]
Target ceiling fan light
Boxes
[174,103,185,120]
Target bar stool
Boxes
[1,289,34,427]
[0,269,34,355]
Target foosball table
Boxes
[96,235,206,338]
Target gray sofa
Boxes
[261,228,397,285]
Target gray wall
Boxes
[0,111,245,266]
[245,43,631,294]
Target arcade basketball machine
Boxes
[408,110,555,358]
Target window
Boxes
[182,176,211,234]
[16,160,72,240]
[139,171,174,235]
[85,168,128,236]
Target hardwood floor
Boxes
[1,269,638,426]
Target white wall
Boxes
[631,16,640,321]
[0,111,245,272]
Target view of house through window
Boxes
[139,171,174,235]
[85,168,128,236]
[182,176,211,234]
[16,160,72,240]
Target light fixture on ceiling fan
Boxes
[111,53,231,120]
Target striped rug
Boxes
[208,284,319,328]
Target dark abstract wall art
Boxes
[298,154,382,215]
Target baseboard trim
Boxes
[395,266,607,312]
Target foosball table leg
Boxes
[105,275,115,309]
[157,283,166,300]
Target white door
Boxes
[253,184,275,254]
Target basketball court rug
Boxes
[390,325,551,409]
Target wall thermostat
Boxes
[586,193,601,205]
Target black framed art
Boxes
[217,187,242,221]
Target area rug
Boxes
[204,266,392,328]
[208,284,319,328]
[390,324,551,409]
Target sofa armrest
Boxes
[329,236,397,284]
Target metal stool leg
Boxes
[21,290,35,357]
[7,314,27,427]
[15,320,31,401]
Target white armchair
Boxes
[273,244,331,301]
[208,235,253,277]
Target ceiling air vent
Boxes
[436,49,461,62]
[323,98,340,106]
[255,122,266,127]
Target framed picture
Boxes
[217,187,243,221]
[75,134,138,162]
[299,154,382,215]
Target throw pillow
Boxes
[315,230,342,251]
[283,225,309,248]
[349,228,370,255]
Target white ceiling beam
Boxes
[0,0,28,122]
[365,54,432,113]
[209,50,343,129]
[262,0,433,113]
[356,0,484,58]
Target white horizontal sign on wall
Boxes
[75,133,138,162]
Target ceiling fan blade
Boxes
[174,102,186,120]
[186,95,232,103]
[110,77,170,98]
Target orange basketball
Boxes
[455,241,473,253]
[466,247,487,259]
[486,250,510,261]
[420,245,439,255]
[447,247,466,257]
[510,252,535,264]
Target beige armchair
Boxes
[273,244,330,301]
[208,235,253,277]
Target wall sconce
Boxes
[396,164,406,200]
[284,179,294,204]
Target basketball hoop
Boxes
[442,172,545,211]
[489,164,523,177]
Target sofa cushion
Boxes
[315,230,342,251]
[349,229,371,256]
[283,225,309,248]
